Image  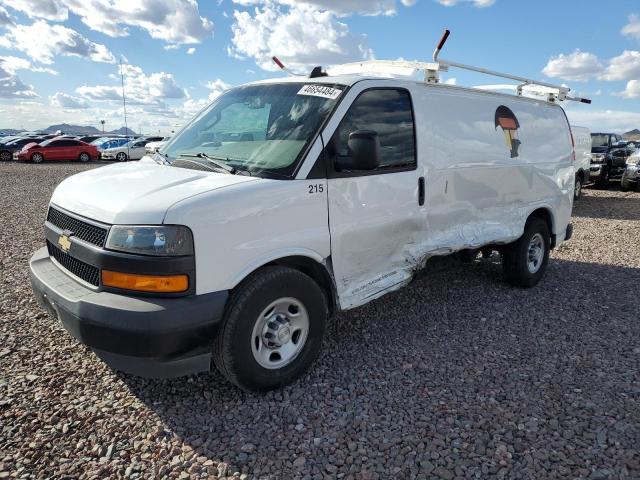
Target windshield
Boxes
[163,83,345,177]
[591,134,610,148]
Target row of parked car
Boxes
[572,128,640,197]
[0,132,171,163]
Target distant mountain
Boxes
[41,124,137,136]
[108,126,137,136]
[624,128,640,140]
[0,128,23,135]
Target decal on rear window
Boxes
[297,85,342,100]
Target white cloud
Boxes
[0,20,115,64]
[600,50,640,81]
[2,0,214,45]
[229,3,373,71]
[622,13,640,40]
[77,63,187,105]
[542,50,603,81]
[435,0,495,7]
[565,108,640,133]
[619,80,640,99]
[0,5,15,26]
[232,0,416,16]
[0,56,58,75]
[50,92,90,108]
[0,64,37,98]
[187,47,196,54]
[2,0,68,20]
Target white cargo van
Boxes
[571,126,592,199]
[30,38,585,390]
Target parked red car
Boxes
[15,137,100,163]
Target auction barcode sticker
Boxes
[297,85,342,100]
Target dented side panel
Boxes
[325,81,573,310]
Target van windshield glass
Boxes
[591,134,609,147]
[163,83,344,178]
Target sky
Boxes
[0,0,639,135]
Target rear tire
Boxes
[31,152,44,163]
[213,266,328,391]
[79,152,90,162]
[502,217,550,288]
[0,150,11,162]
[574,174,583,200]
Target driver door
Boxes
[324,86,426,309]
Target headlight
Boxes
[106,225,194,256]
[627,157,640,166]
[591,154,605,163]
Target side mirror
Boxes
[335,130,380,171]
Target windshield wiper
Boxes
[180,152,236,174]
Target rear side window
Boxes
[335,89,416,170]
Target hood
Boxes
[50,158,258,224]
[591,146,608,154]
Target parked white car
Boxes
[571,126,592,199]
[621,148,640,191]
[101,137,163,161]
[145,137,170,155]
[30,66,576,390]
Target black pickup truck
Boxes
[590,132,635,188]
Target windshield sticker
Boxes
[297,85,342,100]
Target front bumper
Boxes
[590,164,603,178]
[30,247,228,377]
[623,165,640,182]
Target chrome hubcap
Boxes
[527,233,544,274]
[251,297,309,370]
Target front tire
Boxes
[79,152,90,162]
[213,266,328,391]
[31,152,44,163]
[502,217,550,288]
[116,152,127,162]
[0,150,11,162]
[595,165,609,189]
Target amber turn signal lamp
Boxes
[102,270,188,293]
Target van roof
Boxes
[245,74,567,108]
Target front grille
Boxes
[47,240,100,287]
[47,207,108,247]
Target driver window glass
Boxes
[335,89,416,169]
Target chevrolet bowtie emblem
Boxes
[57,234,71,253]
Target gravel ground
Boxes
[1,161,639,480]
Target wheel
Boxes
[502,217,550,288]
[595,165,609,189]
[573,174,583,200]
[79,152,90,162]
[0,150,11,162]
[116,152,127,162]
[620,176,630,192]
[213,266,328,391]
[31,152,44,163]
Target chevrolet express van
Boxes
[30,74,575,391]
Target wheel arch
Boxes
[231,254,338,315]
[527,207,555,248]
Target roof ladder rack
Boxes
[328,30,592,104]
